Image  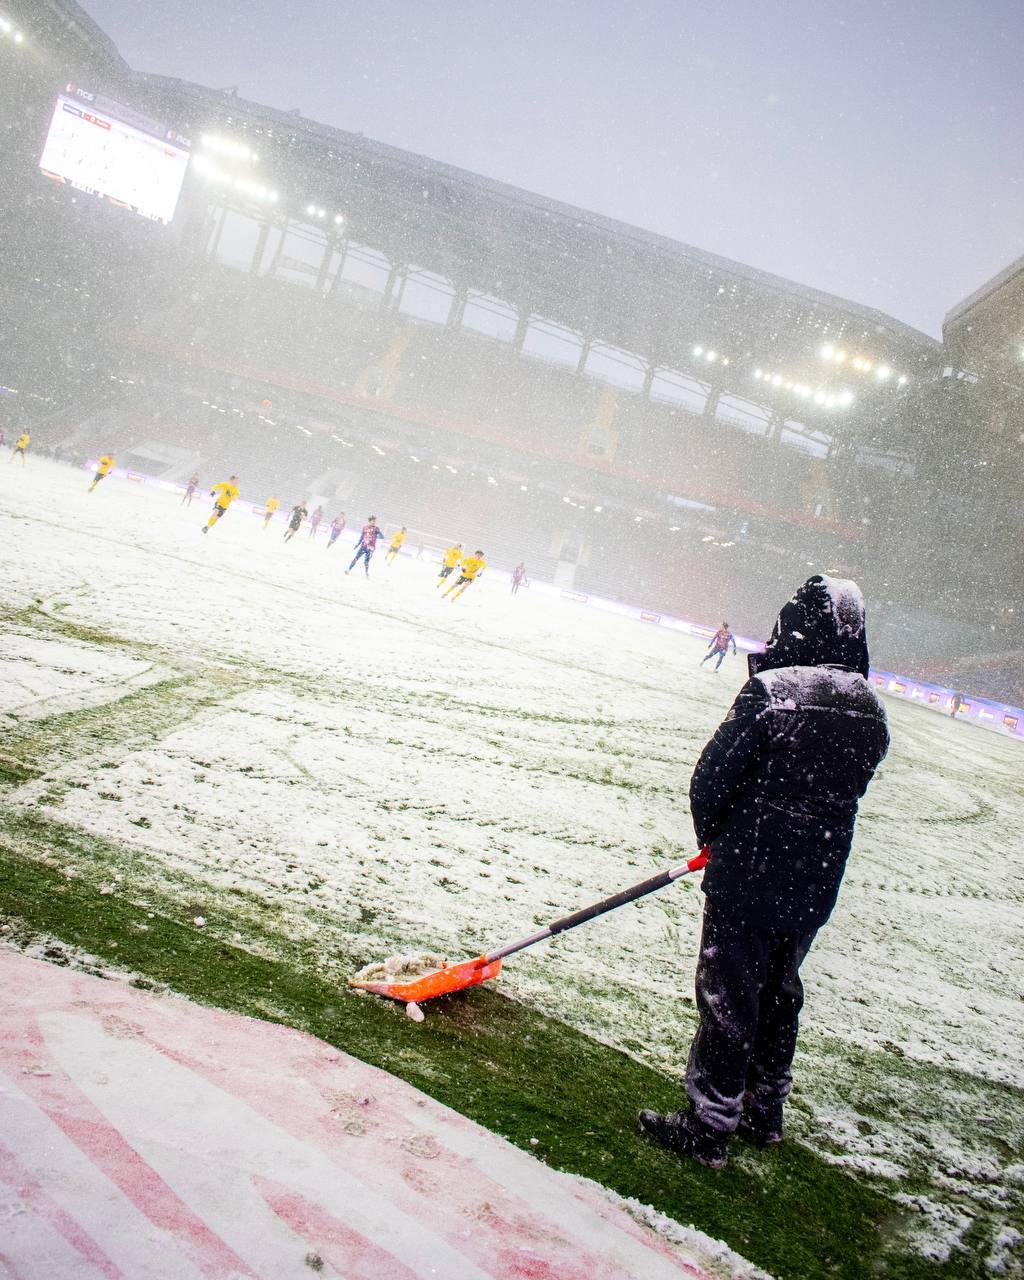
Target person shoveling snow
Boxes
[638,575,890,1170]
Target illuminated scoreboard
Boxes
[39,85,191,225]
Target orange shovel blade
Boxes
[348,955,502,1004]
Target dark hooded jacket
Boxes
[689,576,890,932]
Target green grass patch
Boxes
[0,601,160,652]
[0,828,987,1280]
[1,668,250,776]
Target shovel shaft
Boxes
[483,849,709,965]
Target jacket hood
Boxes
[748,575,871,679]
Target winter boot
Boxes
[737,1094,784,1146]
[637,1108,728,1169]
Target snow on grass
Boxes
[606,1191,773,1279]
[1,458,1023,1269]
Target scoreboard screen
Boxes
[39,86,190,225]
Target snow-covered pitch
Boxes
[2,458,1022,1266]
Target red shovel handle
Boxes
[546,848,710,938]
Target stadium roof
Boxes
[9,0,129,74]
[11,0,942,399]
[137,74,941,380]
[944,252,1024,329]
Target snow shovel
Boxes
[349,848,710,1005]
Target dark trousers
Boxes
[685,896,817,1132]
[348,545,374,573]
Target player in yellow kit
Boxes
[435,543,462,588]
[443,550,486,601]
[263,495,280,529]
[201,475,240,533]
[88,454,115,492]
[9,432,29,464]
[385,527,407,566]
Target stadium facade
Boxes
[1,0,1020,697]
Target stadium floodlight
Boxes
[821,344,834,359]
[753,368,762,379]
[634,515,643,522]
[722,358,729,366]
[897,375,908,385]
[563,496,572,503]
[13,29,23,42]
[409,454,419,462]
[838,390,854,406]
[834,350,847,363]
[520,484,528,491]
[706,350,717,362]
[876,365,891,380]
[814,391,826,404]
[771,374,783,387]
[334,213,344,225]
[693,345,703,356]
[593,505,602,512]
[306,203,316,215]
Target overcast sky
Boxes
[82,0,1022,337]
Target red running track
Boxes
[0,949,738,1280]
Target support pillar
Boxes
[702,386,722,420]
[327,238,350,297]
[447,285,468,331]
[207,204,228,262]
[381,263,405,313]
[576,339,591,376]
[314,238,332,294]
[765,409,784,442]
[250,219,270,276]
[512,308,531,353]
[265,218,289,280]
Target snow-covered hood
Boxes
[748,574,871,679]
